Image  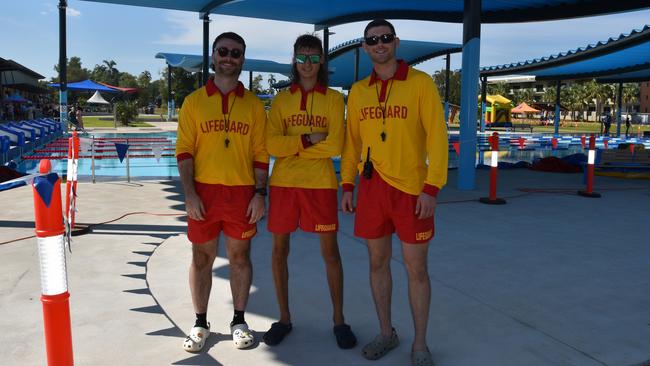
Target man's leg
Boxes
[271,233,291,324]
[401,242,431,352]
[225,236,253,312]
[189,238,219,314]
[367,235,393,336]
[319,232,344,325]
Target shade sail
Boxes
[511,102,540,113]
[328,39,461,88]
[481,25,650,80]
[87,90,110,104]
[155,53,292,75]
[49,79,120,92]
[157,39,460,89]
[80,1,650,25]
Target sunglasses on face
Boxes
[364,33,395,46]
[215,47,243,59]
[295,54,321,64]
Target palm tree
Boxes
[267,74,277,95]
[103,60,119,85]
[622,83,640,114]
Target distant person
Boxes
[625,116,631,138]
[7,103,15,121]
[175,31,269,353]
[68,106,77,128]
[75,107,84,130]
[263,34,357,349]
[604,113,612,135]
[340,19,448,366]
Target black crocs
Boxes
[333,323,357,349]
[263,322,292,346]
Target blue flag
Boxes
[34,173,59,208]
[114,143,130,163]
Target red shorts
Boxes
[187,182,256,243]
[268,186,338,234]
[355,172,434,244]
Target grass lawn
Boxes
[82,115,157,128]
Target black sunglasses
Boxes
[364,33,395,46]
[215,47,243,59]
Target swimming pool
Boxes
[16,131,649,181]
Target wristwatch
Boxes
[254,187,267,196]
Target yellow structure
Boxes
[479,94,512,123]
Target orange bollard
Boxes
[578,134,601,198]
[551,137,558,150]
[480,132,506,205]
[580,134,586,149]
[452,141,460,156]
[33,159,74,365]
[603,138,609,149]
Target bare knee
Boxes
[229,248,251,269]
[404,261,429,282]
[192,246,216,270]
[369,253,391,273]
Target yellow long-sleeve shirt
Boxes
[266,83,344,189]
[341,60,448,196]
[176,79,269,185]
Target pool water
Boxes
[16,132,648,181]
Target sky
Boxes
[2,1,650,88]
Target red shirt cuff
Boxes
[176,152,193,163]
[342,183,355,193]
[253,161,270,171]
[422,184,439,197]
[301,134,313,149]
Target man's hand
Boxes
[415,192,436,219]
[309,132,328,144]
[341,191,355,213]
[185,191,205,221]
[247,194,265,224]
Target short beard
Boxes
[216,63,242,77]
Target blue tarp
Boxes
[48,79,120,92]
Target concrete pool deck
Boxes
[1,168,649,366]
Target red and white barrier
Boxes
[480,132,506,205]
[578,134,601,198]
[65,132,80,229]
[33,159,74,365]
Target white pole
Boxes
[91,135,95,184]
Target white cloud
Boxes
[66,7,81,17]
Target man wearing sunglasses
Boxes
[176,32,269,353]
[263,34,357,349]
[340,19,448,366]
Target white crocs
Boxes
[183,324,210,352]
[231,323,255,349]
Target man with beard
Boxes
[176,32,269,353]
[340,19,448,366]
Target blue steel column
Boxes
[444,53,450,124]
[202,13,210,86]
[458,0,481,190]
[354,47,360,82]
[480,76,487,132]
[58,0,68,132]
[167,65,172,121]
[616,83,623,137]
[554,80,561,136]
[323,27,329,83]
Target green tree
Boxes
[103,60,120,85]
[52,56,89,82]
[622,83,639,114]
[115,100,139,126]
[119,72,138,88]
[89,63,109,84]
[513,88,535,104]
[267,74,277,95]
[251,74,265,95]
[487,82,508,97]
[137,71,153,107]
[431,69,461,106]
